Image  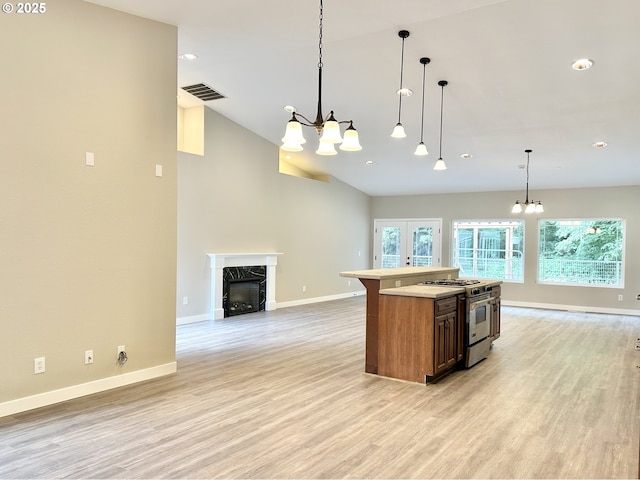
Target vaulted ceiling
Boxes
[87,0,640,196]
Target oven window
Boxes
[475,305,487,325]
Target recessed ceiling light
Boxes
[592,141,607,148]
[460,153,472,159]
[571,58,594,70]
[283,105,297,113]
[365,160,376,166]
[178,53,198,61]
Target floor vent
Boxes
[181,83,225,102]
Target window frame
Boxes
[537,218,625,288]
[451,219,525,283]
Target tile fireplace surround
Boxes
[207,253,282,320]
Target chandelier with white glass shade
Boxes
[512,149,544,213]
[280,0,362,155]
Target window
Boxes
[538,219,624,287]
[452,220,524,282]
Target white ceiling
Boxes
[87,0,640,196]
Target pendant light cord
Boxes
[525,150,530,203]
[397,35,406,123]
[438,83,444,158]
[314,0,324,128]
[419,62,426,142]
[318,0,323,69]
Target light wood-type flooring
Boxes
[1,297,639,479]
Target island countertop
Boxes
[378,284,465,299]
[340,266,459,280]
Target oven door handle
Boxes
[469,296,495,310]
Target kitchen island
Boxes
[340,267,501,383]
[340,267,460,376]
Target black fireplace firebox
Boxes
[222,266,266,317]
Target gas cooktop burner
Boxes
[421,279,481,286]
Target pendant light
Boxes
[281,0,362,155]
[512,149,544,213]
[391,30,412,139]
[414,57,431,156]
[433,80,448,170]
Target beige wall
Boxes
[0,0,178,406]
[177,105,638,319]
[176,108,371,321]
[371,186,640,312]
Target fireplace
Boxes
[227,279,260,316]
[208,253,282,320]
[223,266,266,317]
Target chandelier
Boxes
[512,149,544,213]
[280,0,362,155]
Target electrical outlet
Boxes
[85,350,93,365]
[302,285,306,292]
[618,294,623,301]
[182,296,188,305]
[116,345,128,365]
[34,357,45,374]
[347,280,351,286]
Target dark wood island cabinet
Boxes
[340,267,461,375]
[379,293,465,383]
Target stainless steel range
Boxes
[421,278,498,367]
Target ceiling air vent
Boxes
[181,83,225,102]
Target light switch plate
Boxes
[155,164,163,177]
[85,152,94,166]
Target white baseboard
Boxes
[277,290,365,309]
[0,362,177,418]
[176,313,210,325]
[502,300,640,316]
[179,296,637,324]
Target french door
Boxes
[373,219,442,268]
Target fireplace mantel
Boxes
[207,253,283,320]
